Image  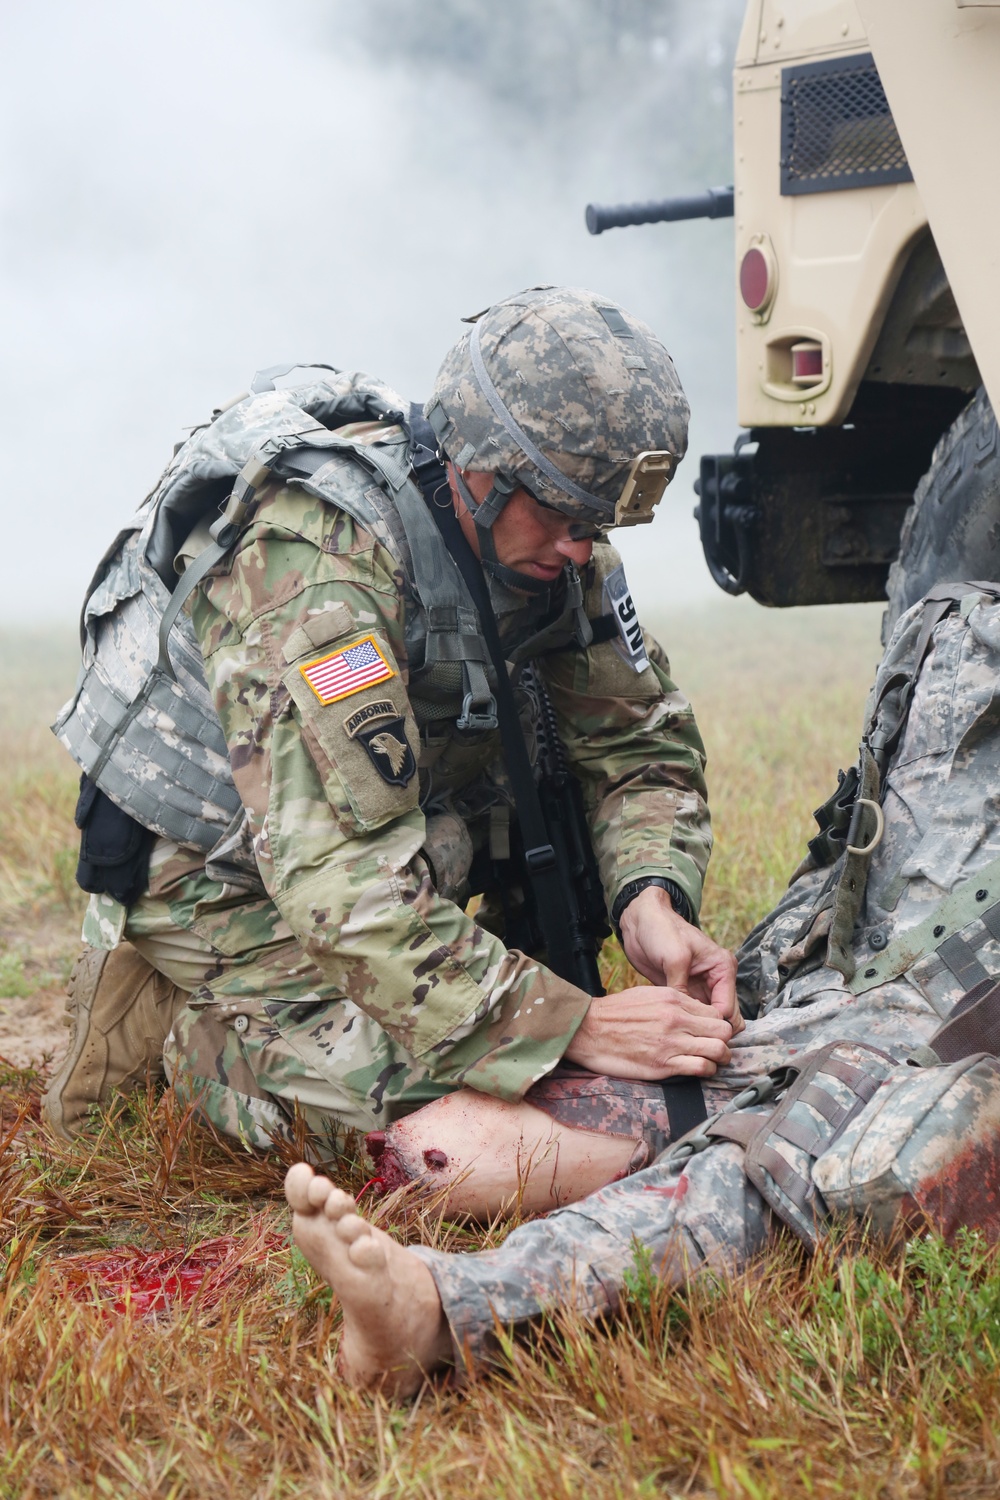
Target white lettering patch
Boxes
[602,564,649,673]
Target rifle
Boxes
[407,406,609,996]
[526,665,609,997]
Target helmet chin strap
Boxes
[450,465,554,597]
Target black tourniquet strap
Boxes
[661,1075,708,1140]
[407,409,603,996]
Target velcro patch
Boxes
[602,563,649,673]
[343,699,397,738]
[300,635,394,705]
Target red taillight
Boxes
[739,246,771,311]
[791,341,824,385]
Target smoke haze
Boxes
[0,0,745,625]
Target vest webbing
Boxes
[53,373,586,854]
[826,580,1000,983]
[407,409,604,997]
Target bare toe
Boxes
[336,1214,370,1244]
[284,1162,316,1212]
[306,1174,335,1209]
[348,1233,386,1271]
[322,1188,357,1222]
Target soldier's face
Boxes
[451,468,595,586]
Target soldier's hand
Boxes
[565,987,734,1080]
[618,884,743,1034]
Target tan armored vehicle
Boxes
[588,0,1000,633]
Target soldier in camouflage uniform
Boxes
[284,582,1000,1397]
[44,287,740,1165]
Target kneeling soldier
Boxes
[44,286,738,1188]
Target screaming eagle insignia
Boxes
[369,731,408,776]
[355,717,416,787]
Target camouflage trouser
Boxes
[413,1142,769,1370]
[412,969,940,1369]
[125,903,455,1157]
[414,590,1000,1366]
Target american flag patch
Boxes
[299,635,395,705]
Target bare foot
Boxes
[284,1162,453,1398]
[366,1089,647,1219]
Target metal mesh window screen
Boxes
[781,52,913,196]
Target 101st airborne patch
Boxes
[300,635,395,705]
[343,700,416,787]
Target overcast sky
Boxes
[0,0,744,627]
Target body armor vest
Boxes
[53,369,582,858]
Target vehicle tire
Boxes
[883,386,1000,641]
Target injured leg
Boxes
[284,1162,452,1398]
[285,1138,772,1397]
[410,1137,773,1375]
[365,1070,676,1218]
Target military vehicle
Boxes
[587,0,1000,635]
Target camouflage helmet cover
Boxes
[425,286,690,527]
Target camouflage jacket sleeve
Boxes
[538,543,712,923]
[191,476,591,1103]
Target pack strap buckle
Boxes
[524,843,557,873]
[660,1066,797,1173]
[456,691,498,733]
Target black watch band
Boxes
[611,876,692,942]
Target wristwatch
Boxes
[611,876,693,942]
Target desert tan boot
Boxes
[41,942,187,1140]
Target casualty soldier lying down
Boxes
[43,286,741,1201]
[282,580,1000,1397]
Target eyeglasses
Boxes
[529,492,609,543]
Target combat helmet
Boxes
[424,286,690,585]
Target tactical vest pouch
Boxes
[812,1052,1000,1243]
[920,976,1000,1065]
[74,774,153,907]
[54,529,243,852]
[742,1041,897,1247]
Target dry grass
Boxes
[662,599,884,951]
[0,629,86,1060]
[4,605,1000,1498]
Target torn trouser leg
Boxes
[409,1140,772,1372]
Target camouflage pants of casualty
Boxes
[411,590,1000,1368]
[410,971,936,1371]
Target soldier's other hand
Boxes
[565,987,734,1080]
[618,884,743,1034]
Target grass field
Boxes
[3,603,1000,1498]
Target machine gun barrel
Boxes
[585,186,734,235]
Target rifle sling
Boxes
[407,414,599,994]
[407,416,713,1119]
